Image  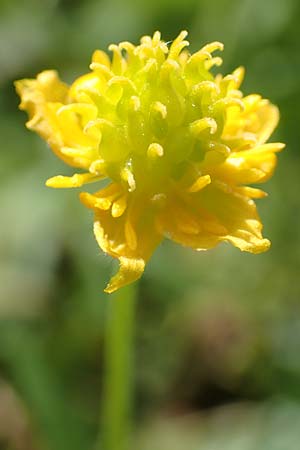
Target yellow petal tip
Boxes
[104,257,145,294]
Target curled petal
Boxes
[161,182,270,254]
[223,97,280,146]
[15,71,96,169]
[81,186,162,292]
[159,194,224,250]
[247,100,280,144]
[15,70,68,106]
[210,143,284,184]
[196,183,270,253]
[103,257,145,294]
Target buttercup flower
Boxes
[15,31,284,293]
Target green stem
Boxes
[101,283,137,450]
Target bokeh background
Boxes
[1,0,300,449]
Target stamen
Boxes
[152,31,161,45]
[187,174,211,193]
[168,30,189,59]
[46,173,102,188]
[89,63,113,79]
[108,44,126,75]
[147,143,164,159]
[111,194,128,218]
[121,165,136,192]
[190,118,217,137]
[89,159,106,175]
[149,101,168,139]
[205,57,223,70]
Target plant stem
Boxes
[101,283,137,450]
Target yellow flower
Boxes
[15,31,284,293]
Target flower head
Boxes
[15,31,284,293]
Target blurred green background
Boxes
[1,0,300,449]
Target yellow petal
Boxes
[69,73,106,101]
[161,182,270,254]
[92,49,111,67]
[223,97,280,145]
[210,142,284,184]
[15,71,94,169]
[15,70,68,106]
[250,101,280,144]
[196,183,270,253]
[159,193,223,250]
[87,190,162,292]
[104,257,145,294]
[55,104,97,149]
